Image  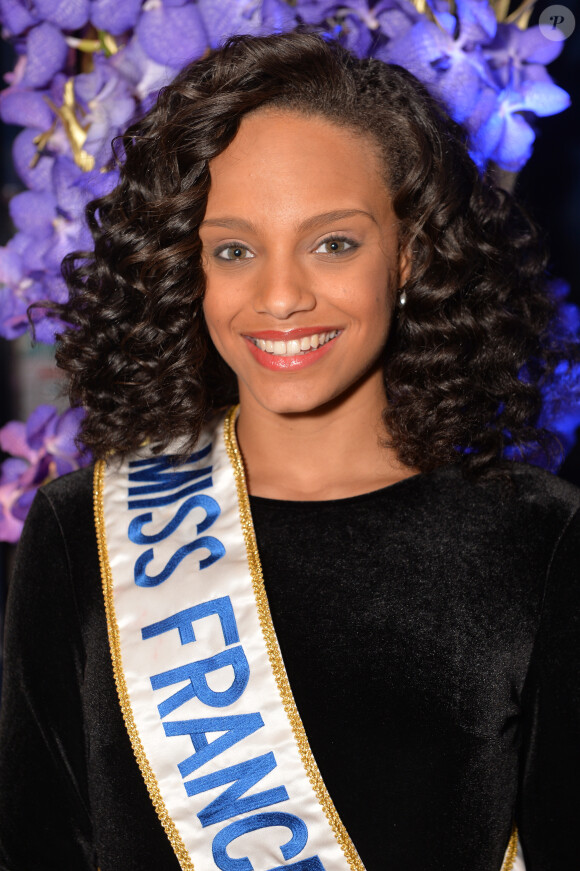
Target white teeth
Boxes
[251,330,339,356]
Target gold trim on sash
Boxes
[94,460,196,871]
[94,410,520,871]
[502,826,518,871]
[223,406,520,871]
[223,406,365,871]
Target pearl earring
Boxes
[398,290,407,307]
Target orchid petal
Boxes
[0,458,30,485]
[493,112,535,171]
[520,80,571,116]
[34,0,90,30]
[136,2,209,68]
[20,23,68,90]
[9,191,57,238]
[0,89,54,130]
[0,421,34,460]
[516,25,564,64]
[90,0,143,34]
[26,404,59,450]
[12,128,55,191]
[0,0,40,35]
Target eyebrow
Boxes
[199,209,378,233]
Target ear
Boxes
[399,247,412,285]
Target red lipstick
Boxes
[243,329,341,371]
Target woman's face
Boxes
[200,109,409,418]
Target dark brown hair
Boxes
[57,30,571,473]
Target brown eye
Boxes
[216,245,254,261]
[315,237,357,255]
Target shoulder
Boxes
[418,461,580,529]
[36,464,95,530]
[504,462,580,516]
[19,466,97,574]
[392,462,580,582]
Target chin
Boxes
[245,383,345,417]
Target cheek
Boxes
[201,293,227,353]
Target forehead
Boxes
[204,109,391,224]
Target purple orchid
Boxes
[0,0,41,36]
[89,0,144,34]
[19,22,68,90]
[0,233,51,340]
[484,22,565,90]
[468,72,570,171]
[74,56,136,168]
[197,0,298,45]
[379,0,495,123]
[33,0,91,31]
[135,0,209,68]
[112,32,182,104]
[0,406,90,543]
[0,155,119,341]
[0,459,36,543]
[305,0,420,55]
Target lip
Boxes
[243,326,341,341]
[244,331,340,371]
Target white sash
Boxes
[94,406,521,871]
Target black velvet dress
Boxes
[0,461,579,871]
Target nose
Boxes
[252,253,316,320]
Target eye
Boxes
[215,243,254,261]
[315,236,359,256]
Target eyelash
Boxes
[213,234,360,262]
[315,235,359,256]
[214,242,254,261]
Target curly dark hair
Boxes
[56,29,572,474]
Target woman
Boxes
[0,30,578,871]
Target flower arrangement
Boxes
[0,0,575,541]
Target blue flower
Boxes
[379,0,494,123]
[74,55,136,168]
[20,22,68,89]
[0,0,41,36]
[135,0,209,68]
[468,73,570,170]
[484,22,564,90]
[197,0,298,45]
[33,0,91,31]
[90,0,144,35]
[0,406,90,542]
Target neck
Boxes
[235,383,418,501]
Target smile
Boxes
[247,330,340,357]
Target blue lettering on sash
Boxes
[142,597,239,646]
[128,445,326,868]
[212,812,308,871]
[164,714,265,777]
[128,442,211,490]
[151,647,250,716]
[134,535,226,586]
[127,450,225,585]
[129,494,220,544]
[129,476,214,510]
[185,752,288,826]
